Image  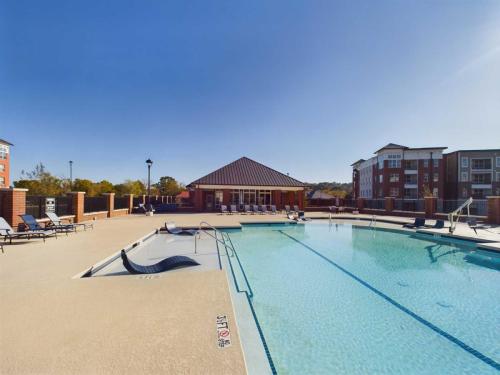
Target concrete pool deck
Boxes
[1,211,499,374]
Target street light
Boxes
[146,158,153,210]
[69,160,73,189]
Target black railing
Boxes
[84,196,107,213]
[394,199,424,212]
[25,196,73,219]
[114,197,129,210]
[440,199,487,216]
[364,199,385,210]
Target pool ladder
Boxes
[369,215,377,228]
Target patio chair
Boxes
[44,212,77,233]
[403,218,426,229]
[0,217,56,243]
[230,205,238,214]
[260,205,269,214]
[467,218,490,235]
[285,205,291,213]
[293,205,300,213]
[46,211,93,231]
[243,205,251,214]
[425,219,445,230]
[220,205,228,215]
[121,250,199,274]
[252,205,261,214]
[165,222,198,236]
[137,203,155,214]
[298,211,311,221]
[270,205,278,214]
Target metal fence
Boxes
[84,196,107,213]
[25,196,73,219]
[343,199,356,208]
[439,199,487,216]
[114,197,129,210]
[364,199,385,210]
[394,199,425,212]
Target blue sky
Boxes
[1,1,499,185]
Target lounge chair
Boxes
[252,205,260,214]
[121,250,199,274]
[165,222,198,236]
[46,211,94,231]
[243,205,251,214]
[403,218,426,229]
[230,205,238,214]
[220,205,228,215]
[285,205,291,213]
[467,218,490,235]
[20,214,60,237]
[298,211,311,221]
[0,217,56,243]
[44,212,77,233]
[270,205,278,214]
[293,205,300,213]
[260,205,269,214]
[137,203,155,214]
[425,219,445,229]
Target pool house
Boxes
[188,157,307,212]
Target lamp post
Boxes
[69,160,73,189]
[146,158,153,211]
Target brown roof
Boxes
[189,157,306,187]
[0,138,13,146]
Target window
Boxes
[387,160,401,168]
[433,159,439,168]
[471,189,491,198]
[462,187,468,198]
[0,176,4,186]
[433,188,438,197]
[0,164,4,172]
[230,190,240,205]
[471,158,492,169]
[389,173,399,182]
[497,172,500,182]
[471,173,491,184]
[404,188,417,199]
[0,145,8,160]
[214,191,223,209]
[257,190,272,205]
[403,160,417,170]
[379,175,383,183]
[496,156,500,167]
[243,190,256,205]
[405,174,417,184]
[461,157,468,168]
[389,187,399,197]
[433,173,439,182]
[423,160,429,168]
[461,172,468,182]
[423,173,429,183]
[378,160,383,169]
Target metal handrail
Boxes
[195,221,234,256]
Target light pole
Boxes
[69,160,73,189]
[146,158,153,210]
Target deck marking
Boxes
[278,230,500,372]
[216,315,232,348]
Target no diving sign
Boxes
[216,315,232,348]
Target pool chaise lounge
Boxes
[165,222,198,236]
[45,212,94,231]
[121,249,200,274]
[403,218,426,229]
[20,214,62,236]
[0,217,56,243]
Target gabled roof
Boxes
[350,159,365,166]
[374,143,408,153]
[189,157,306,187]
[0,138,13,146]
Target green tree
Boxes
[96,180,114,194]
[14,163,64,196]
[72,179,96,196]
[155,176,184,196]
[113,180,146,196]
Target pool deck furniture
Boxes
[46,212,94,231]
[425,219,445,229]
[230,205,238,214]
[285,205,291,214]
[293,205,300,213]
[220,205,229,215]
[44,212,77,233]
[1,216,56,243]
[165,222,198,236]
[252,205,260,214]
[243,205,251,214]
[403,218,426,229]
[271,205,278,214]
[467,217,490,235]
[121,249,199,274]
[260,205,269,214]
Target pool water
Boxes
[226,222,500,374]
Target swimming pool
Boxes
[225,222,500,374]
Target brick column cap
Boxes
[123,193,134,196]
[0,187,28,192]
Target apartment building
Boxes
[352,143,447,199]
[445,149,500,199]
[0,139,12,188]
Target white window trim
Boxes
[461,157,468,168]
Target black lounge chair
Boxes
[425,219,445,229]
[165,222,198,236]
[121,250,199,274]
[46,212,93,231]
[467,218,490,235]
[19,214,58,239]
[403,218,426,229]
[1,217,56,243]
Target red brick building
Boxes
[188,157,306,212]
[0,139,13,188]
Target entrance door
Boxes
[205,191,214,211]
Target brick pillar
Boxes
[487,196,500,224]
[298,190,305,210]
[0,188,28,229]
[273,190,281,209]
[124,194,134,214]
[193,189,203,212]
[424,197,437,218]
[68,192,85,223]
[357,198,365,210]
[385,197,394,213]
[103,193,115,218]
[222,190,231,206]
